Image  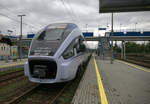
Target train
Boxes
[24,23,90,83]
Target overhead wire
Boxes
[0,0,81,33]
[0,2,71,30]
[65,0,81,24]
[59,0,76,22]
[0,12,40,30]
[0,4,41,30]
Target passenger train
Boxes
[24,23,90,83]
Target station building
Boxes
[0,34,11,60]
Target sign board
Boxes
[99,0,150,13]
[83,32,94,37]
[99,28,106,30]
[27,34,35,38]
[7,30,13,32]
[11,46,18,59]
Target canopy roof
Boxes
[99,0,150,13]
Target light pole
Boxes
[120,23,122,32]
[135,22,137,32]
[111,12,114,64]
[18,14,26,61]
[86,24,88,32]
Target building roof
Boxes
[0,34,4,40]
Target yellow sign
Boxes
[11,46,18,59]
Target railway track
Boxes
[7,82,70,104]
[122,58,150,68]
[115,54,150,68]
[0,56,91,104]
[0,70,24,85]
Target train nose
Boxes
[29,59,57,79]
[33,65,47,78]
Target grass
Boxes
[0,78,29,103]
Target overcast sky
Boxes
[0,0,150,36]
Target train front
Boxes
[24,23,70,83]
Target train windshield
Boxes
[37,26,65,41]
[30,24,68,56]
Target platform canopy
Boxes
[99,0,150,13]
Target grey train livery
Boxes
[24,23,90,83]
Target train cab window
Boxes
[62,41,75,59]
[37,27,65,41]
[76,36,86,53]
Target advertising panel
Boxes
[11,46,18,59]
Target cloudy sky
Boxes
[0,0,150,37]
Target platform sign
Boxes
[99,0,150,13]
[98,28,106,30]
[11,46,18,59]
[27,34,35,38]
[83,32,94,37]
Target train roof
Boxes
[46,23,78,31]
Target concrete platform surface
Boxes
[71,57,101,104]
[72,56,150,104]
[96,57,150,104]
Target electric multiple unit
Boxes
[24,23,90,83]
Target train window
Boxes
[62,41,75,59]
[37,28,65,41]
[76,36,86,53]
[37,31,46,40]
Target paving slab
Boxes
[72,55,150,104]
[71,58,101,104]
[96,58,150,104]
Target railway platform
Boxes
[72,55,150,104]
[0,59,27,72]
[71,56,101,104]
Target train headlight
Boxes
[33,65,47,78]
